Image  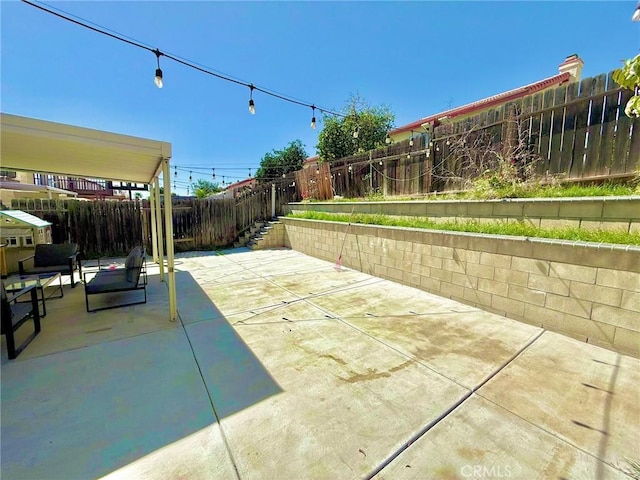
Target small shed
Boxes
[0,210,52,248]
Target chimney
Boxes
[558,54,584,82]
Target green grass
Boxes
[326,181,639,203]
[288,211,640,246]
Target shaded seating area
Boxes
[84,246,147,312]
[19,243,82,288]
[1,282,41,360]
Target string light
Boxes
[189,171,192,182]
[212,168,216,180]
[310,105,316,129]
[20,1,349,123]
[385,133,391,144]
[248,84,256,114]
[409,131,414,147]
[153,49,163,88]
[174,166,177,177]
[353,126,359,139]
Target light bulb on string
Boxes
[174,166,177,177]
[385,133,391,144]
[353,126,359,139]
[409,131,414,147]
[310,105,316,129]
[153,49,163,88]
[379,160,383,166]
[212,168,216,180]
[248,84,256,114]
[189,171,192,182]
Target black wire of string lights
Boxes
[21,0,348,125]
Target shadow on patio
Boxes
[2,248,639,480]
[1,266,281,480]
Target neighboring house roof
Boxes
[303,155,319,166]
[391,72,572,135]
[226,178,255,190]
[1,209,52,228]
[0,181,79,197]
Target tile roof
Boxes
[391,72,572,135]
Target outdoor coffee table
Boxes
[4,272,64,317]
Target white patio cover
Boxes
[0,112,177,321]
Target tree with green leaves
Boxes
[192,179,223,198]
[317,94,395,161]
[613,54,640,117]
[158,186,177,197]
[255,140,307,182]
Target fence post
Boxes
[271,183,276,218]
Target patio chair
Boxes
[83,246,147,312]
[19,243,82,288]
[1,282,41,360]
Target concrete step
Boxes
[238,220,281,250]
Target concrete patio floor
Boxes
[1,247,638,479]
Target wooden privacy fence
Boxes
[11,182,295,256]
[11,198,144,257]
[140,181,297,252]
[319,70,638,198]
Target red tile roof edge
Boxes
[226,178,255,189]
[391,72,572,135]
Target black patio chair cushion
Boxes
[19,243,81,287]
[34,243,78,268]
[1,282,41,359]
[84,246,146,312]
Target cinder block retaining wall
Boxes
[285,196,640,233]
[280,218,640,358]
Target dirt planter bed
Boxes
[280,217,640,357]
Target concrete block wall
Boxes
[285,196,640,233]
[281,217,640,358]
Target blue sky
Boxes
[2,1,639,194]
